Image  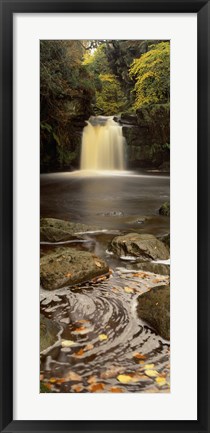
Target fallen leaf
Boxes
[99,334,108,341]
[117,374,133,384]
[133,353,146,360]
[155,376,167,387]
[75,348,84,357]
[88,383,105,392]
[65,273,72,278]
[71,384,84,392]
[95,260,102,268]
[110,387,124,393]
[61,339,75,347]
[124,287,134,294]
[87,375,98,384]
[144,363,155,369]
[49,377,57,383]
[84,343,94,352]
[66,371,82,382]
[100,366,123,379]
[145,369,159,378]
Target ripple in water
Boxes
[40,270,170,393]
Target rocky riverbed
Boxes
[40,172,170,393]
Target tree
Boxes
[129,42,170,109]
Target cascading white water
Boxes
[80,117,125,171]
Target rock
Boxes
[158,233,170,248]
[137,285,170,340]
[122,104,170,169]
[119,113,138,125]
[110,233,169,261]
[130,262,170,276]
[40,218,100,242]
[40,315,60,352]
[40,247,109,290]
[159,202,170,217]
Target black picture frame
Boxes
[0,0,209,432]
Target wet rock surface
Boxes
[110,233,170,261]
[159,201,170,217]
[40,247,109,290]
[40,217,101,242]
[137,285,170,340]
[127,261,170,276]
[40,314,61,352]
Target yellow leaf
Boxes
[61,339,75,347]
[117,374,133,384]
[95,260,102,268]
[99,334,108,341]
[155,376,167,387]
[124,287,134,294]
[144,363,155,369]
[49,377,57,383]
[65,273,72,277]
[145,369,159,378]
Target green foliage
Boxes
[40,40,95,171]
[129,42,170,109]
[95,74,127,115]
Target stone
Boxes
[132,262,170,276]
[40,247,109,290]
[40,217,100,242]
[110,233,169,261]
[40,314,60,352]
[137,285,170,340]
[159,202,170,217]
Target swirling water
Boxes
[40,173,170,393]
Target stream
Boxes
[40,171,170,393]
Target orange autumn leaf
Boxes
[110,387,124,393]
[87,375,98,384]
[65,273,72,277]
[88,383,105,392]
[74,326,87,333]
[95,260,102,268]
[75,348,84,357]
[71,384,84,392]
[133,353,146,360]
[84,343,94,351]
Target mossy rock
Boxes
[40,315,60,352]
[110,233,169,261]
[159,202,170,217]
[137,285,170,340]
[40,247,109,290]
[40,217,100,242]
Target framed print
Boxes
[0,0,209,432]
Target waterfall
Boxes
[80,117,125,171]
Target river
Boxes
[40,171,170,393]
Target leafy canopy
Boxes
[129,42,170,109]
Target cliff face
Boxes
[118,104,170,170]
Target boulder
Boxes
[159,201,170,217]
[158,233,170,248]
[40,314,60,352]
[110,233,169,261]
[40,247,109,290]
[40,218,100,242]
[137,285,170,340]
[132,262,170,276]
